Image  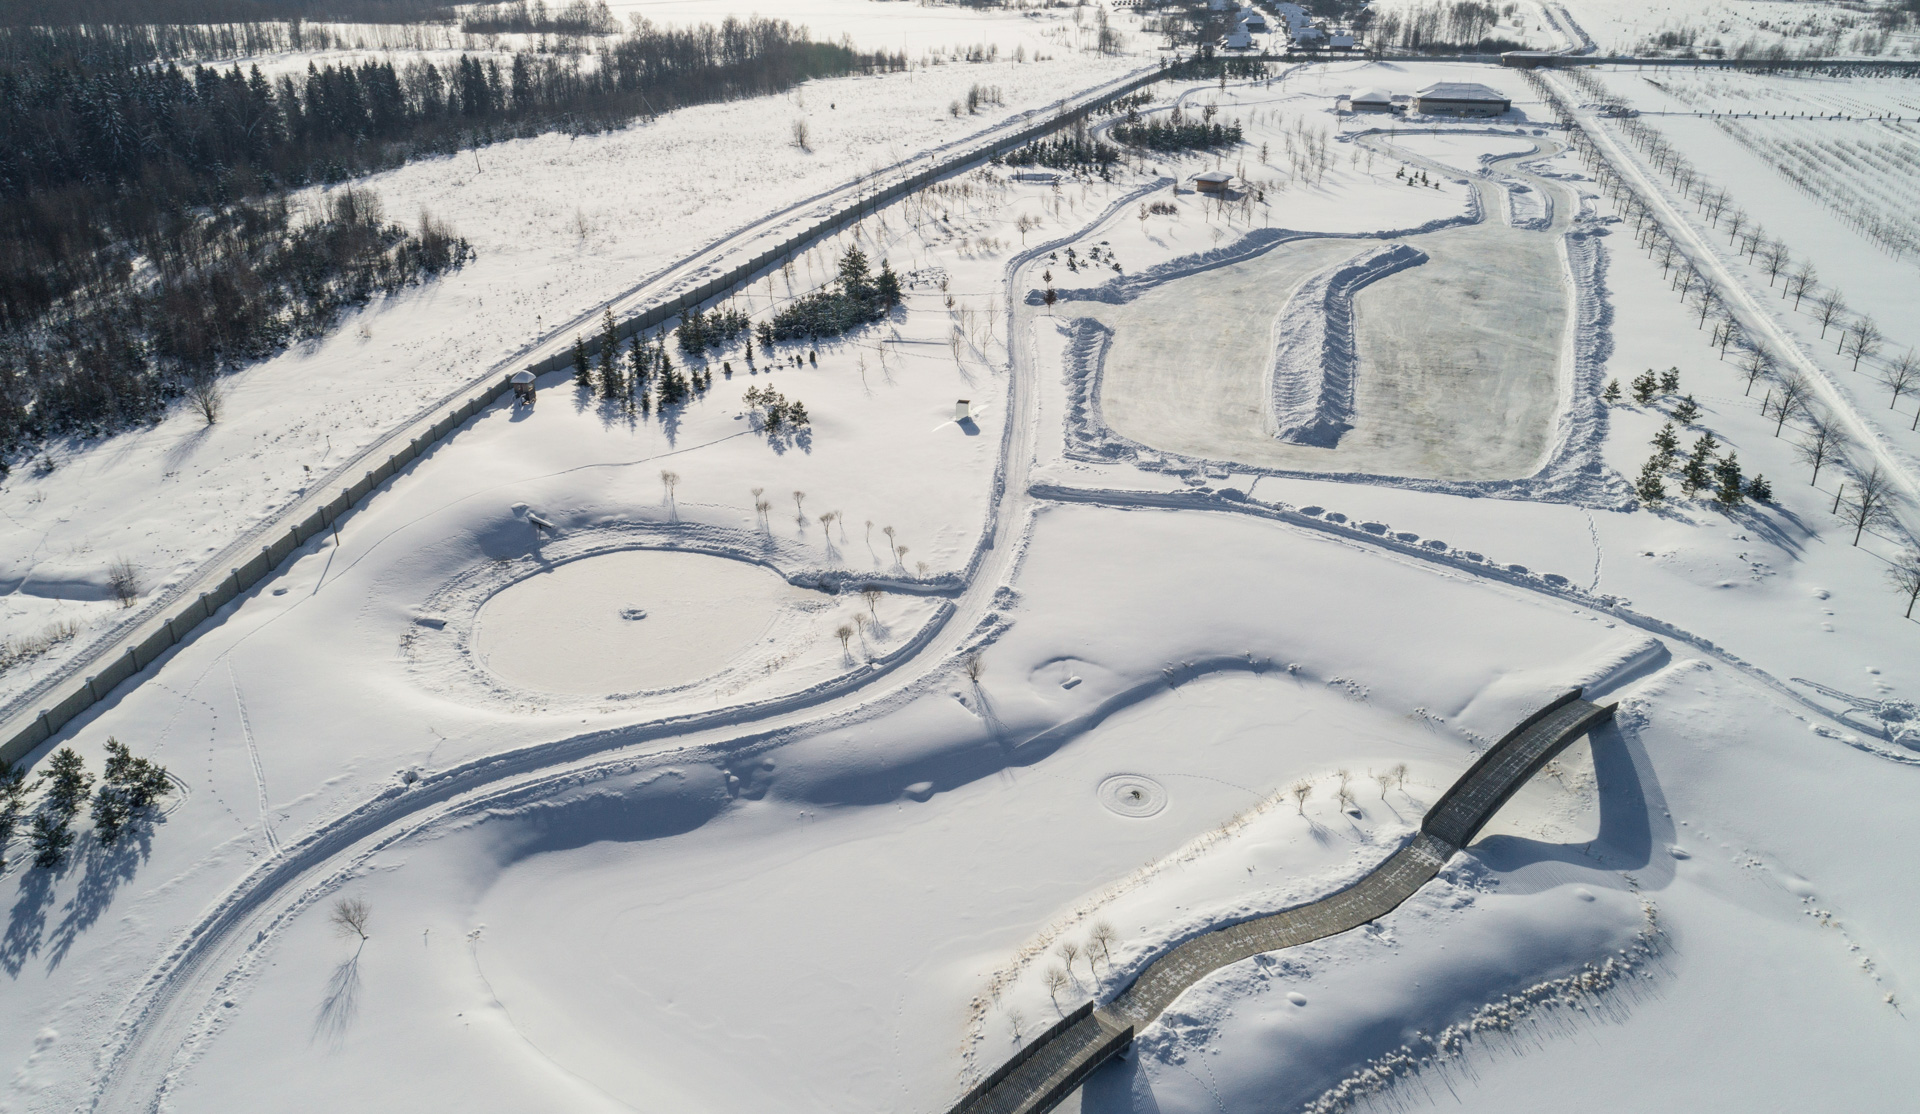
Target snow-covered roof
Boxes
[1194,171,1233,182]
[1349,87,1392,103]
[1415,82,1509,103]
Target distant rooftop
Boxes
[1415,82,1509,102]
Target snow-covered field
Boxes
[3,25,1919,1114]
[1558,0,1920,58]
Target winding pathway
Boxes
[946,690,1616,1114]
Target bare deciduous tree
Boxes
[1043,966,1069,1007]
[1879,350,1918,409]
[1843,316,1883,373]
[330,897,371,942]
[1290,779,1311,815]
[1839,466,1898,546]
[1794,420,1849,485]
[1888,550,1920,619]
[1089,921,1117,966]
[835,624,854,658]
[862,587,883,618]
[1390,762,1408,790]
[186,378,224,424]
[1057,941,1080,974]
[791,117,810,151]
[1739,346,1768,395]
[1785,261,1817,309]
[1770,377,1810,436]
[659,470,679,504]
[1814,290,1849,338]
[1760,240,1790,286]
[964,653,984,683]
[106,558,139,607]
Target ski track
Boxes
[225,662,278,857]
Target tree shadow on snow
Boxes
[312,950,363,1047]
[45,822,157,970]
[1,866,57,977]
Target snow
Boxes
[4,41,1920,1114]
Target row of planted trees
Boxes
[1530,69,1920,620]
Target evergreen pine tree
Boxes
[1714,451,1745,506]
[30,811,73,870]
[1651,422,1680,461]
[790,400,810,427]
[1672,394,1701,424]
[628,339,648,392]
[758,322,776,352]
[1658,366,1681,393]
[1602,379,1622,404]
[597,310,620,398]
[1636,458,1667,505]
[1631,369,1659,404]
[1680,449,1713,496]
[571,336,591,386]
[1746,474,1773,502]
[0,765,26,873]
[809,350,817,366]
[43,748,91,819]
[876,259,903,308]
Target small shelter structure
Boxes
[1413,82,1511,116]
[1193,170,1234,195]
[511,369,537,406]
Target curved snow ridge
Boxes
[1268,243,1429,447]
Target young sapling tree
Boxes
[331,897,372,943]
[1840,466,1897,546]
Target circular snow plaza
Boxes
[472,550,811,694]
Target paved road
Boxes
[946,690,1616,1114]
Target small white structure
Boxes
[955,399,972,421]
[1239,6,1269,32]
[1220,27,1255,50]
[1348,87,1393,112]
[1330,32,1356,49]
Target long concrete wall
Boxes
[0,64,1180,772]
[947,689,1616,1114]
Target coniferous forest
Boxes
[0,14,905,458]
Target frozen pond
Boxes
[472,549,817,694]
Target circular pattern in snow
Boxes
[472,550,806,695]
[1097,773,1168,819]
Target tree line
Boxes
[0,17,904,459]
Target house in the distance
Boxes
[1413,82,1511,116]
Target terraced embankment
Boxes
[947,689,1617,1114]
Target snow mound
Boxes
[1267,243,1429,447]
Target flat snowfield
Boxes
[5,39,1920,1114]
